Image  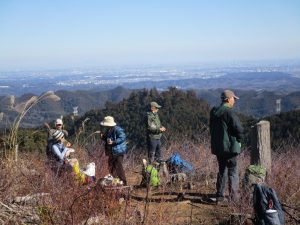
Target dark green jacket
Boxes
[147,111,163,139]
[209,104,243,156]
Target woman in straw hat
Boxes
[100,116,127,185]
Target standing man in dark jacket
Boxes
[147,101,166,164]
[100,116,127,185]
[209,90,244,203]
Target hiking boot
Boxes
[156,159,165,163]
[152,161,160,167]
[216,196,225,202]
[209,194,224,203]
[217,197,229,206]
[229,194,240,205]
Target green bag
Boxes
[140,165,160,187]
[246,165,267,178]
[244,165,267,188]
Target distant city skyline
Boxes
[0,0,300,71]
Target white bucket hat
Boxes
[55,118,63,125]
[100,116,116,127]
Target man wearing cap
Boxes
[209,90,244,203]
[147,101,167,164]
[100,116,127,185]
[54,118,69,138]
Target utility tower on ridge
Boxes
[276,99,281,114]
[73,106,78,116]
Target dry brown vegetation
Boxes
[0,133,299,224]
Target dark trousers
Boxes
[216,154,239,201]
[47,160,71,178]
[148,138,162,164]
[108,154,127,185]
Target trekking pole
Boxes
[141,166,154,225]
[123,187,130,225]
[282,203,300,212]
[283,207,300,224]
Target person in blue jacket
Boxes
[48,129,75,176]
[100,116,127,185]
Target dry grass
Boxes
[2,91,60,156]
[0,133,299,224]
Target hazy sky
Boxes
[0,0,300,70]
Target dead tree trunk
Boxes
[250,120,272,172]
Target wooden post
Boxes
[250,120,272,172]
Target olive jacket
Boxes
[147,111,163,140]
[209,103,244,156]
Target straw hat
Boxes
[100,116,116,126]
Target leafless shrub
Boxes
[1,126,299,224]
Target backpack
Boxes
[140,165,160,187]
[166,153,194,174]
[253,184,285,225]
[46,138,55,158]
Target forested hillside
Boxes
[1,87,299,130]
[196,89,300,118]
[2,88,299,153]
[71,87,213,150]
[72,87,298,152]
[266,109,300,149]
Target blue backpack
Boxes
[253,184,285,225]
[166,153,194,174]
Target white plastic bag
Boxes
[82,162,96,177]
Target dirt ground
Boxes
[123,169,253,225]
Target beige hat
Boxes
[52,129,64,141]
[150,101,162,108]
[221,90,239,100]
[100,116,116,127]
[55,118,63,125]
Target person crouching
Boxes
[48,129,74,177]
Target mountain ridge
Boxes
[0,87,299,128]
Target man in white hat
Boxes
[100,116,127,185]
[54,118,69,138]
[147,101,166,163]
[209,89,244,204]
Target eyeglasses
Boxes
[56,124,62,127]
